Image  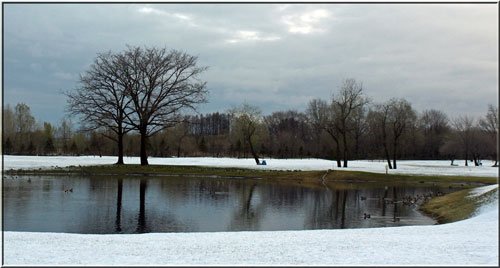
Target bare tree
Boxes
[264,110,310,158]
[171,119,191,157]
[66,51,134,164]
[119,46,208,165]
[367,103,393,169]
[387,99,417,169]
[368,98,416,169]
[13,103,36,154]
[439,135,461,165]
[351,105,367,159]
[42,122,56,155]
[2,105,16,154]
[332,78,369,167]
[418,109,449,159]
[306,98,342,167]
[229,103,266,165]
[478,105,499,166]
[451,115,476,166]
[14,103,36,134]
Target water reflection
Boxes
[136,179,147,233]
[115,178,123,232]
[230,183,261,231]
[2,175,468,234]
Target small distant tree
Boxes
[199,136,207,154]
[367,103,393,169]
[70,140,79,155]
[14,103,36,153]
[4,137,13,154]
[2,105,16,154]
[478,105,499,166]
[229,103,266,165]
[439,137,461,165]
[57,118,73,155]
[418,109,449,159]
[369,98,416,169]
[306,98,342,167]
[387,99,417,169]
[43,122,56,155]
[452,115,475,166]
[169,119,191,157]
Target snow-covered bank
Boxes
[3,155,499,177]
[3,185,498,265]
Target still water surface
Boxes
[3,175,453,234]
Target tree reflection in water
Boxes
[136,179,147,233]
[115,178,123,233]
[3,176,443,234]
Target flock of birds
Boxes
[5,176,74,193]
[360,190,446,223]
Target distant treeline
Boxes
[2,101,498,167]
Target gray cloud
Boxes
[3,3,498,125]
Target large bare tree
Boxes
[119,46,208,165]
[332,78,368,167]
[66,51,134,164]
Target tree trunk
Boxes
[325,130,342,167]
[247,136,260,165]
[328,132,342,168]
[383,140,393,169]
[140,128,149,166]
[464,151,468,166]
[342,132,348,168]
[354,134,360,160]
[116,131,124,165]
[381,122,392,169]
[392,139,398,170]
[335,146,341,167]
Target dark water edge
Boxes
[3,175,462,234]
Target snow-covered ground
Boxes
[2,155,498,265]
[3,155,499,177]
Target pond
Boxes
[3,175,459,234]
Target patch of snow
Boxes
[469,184,499,198]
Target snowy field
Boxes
[2,155,499,265]
[2,155,499,177]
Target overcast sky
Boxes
[2,3,498,125]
